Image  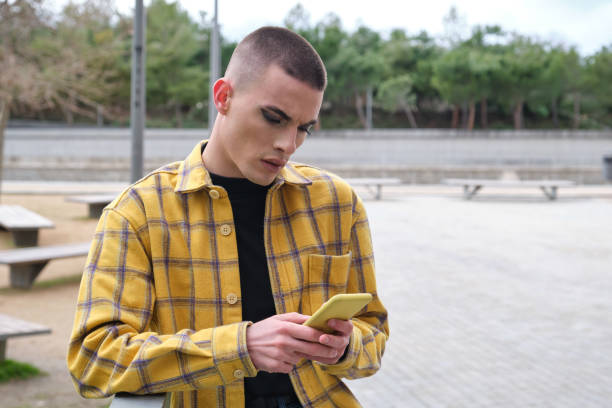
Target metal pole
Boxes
[366,86,373,130]
[0,101,7,203]
[97,104,103,127]
[130,0,146,183]
[208,0,220,130]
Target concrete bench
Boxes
[0,205,54,247]
[110,393,169,408]
[443,178,576,200]
[345,178,402,200]
[0,242,91,288]
[66,194,117,218]
[0,313,51,361]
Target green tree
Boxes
[463,25,505,129]
[538,47,584,128]
[328,26,385,128]
[0,0,121,195]
[377,74,418,128]
[1,0,122,125]
[53,0,129,124]
[584,46,612,126]
[441,6,469,48]
[311,13,346,64]
[432,26,505,130]
[466,49,502,129]
[496,36,548,129]
[283,2,311,34]
[283,8,347,128]
[432,47,474,128]
[380,29,442,127]
[146,0,208,127]
[305,13,347,125]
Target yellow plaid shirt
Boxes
[68,140,389,407]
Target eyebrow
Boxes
[262,105,318,127]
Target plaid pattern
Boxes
[67,140,389,407]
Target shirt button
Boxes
[226,293,238,304]
[209,189,220,199]
[234,369,244,379]
[220,224,232,236]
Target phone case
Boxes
[303,293,373,333]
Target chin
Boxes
[243,165,278,186]
[250,176,275,186]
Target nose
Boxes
[273,129,298,156]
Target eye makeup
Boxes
[260,105,317,135]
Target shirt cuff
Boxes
[315,327,361,374]
[211,321,258,384]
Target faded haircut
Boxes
[225,26,327,92]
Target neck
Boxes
[201,118,235,177]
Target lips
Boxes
[261,157,287,172]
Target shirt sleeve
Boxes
[316,192,389,379]
[66,207,257,398]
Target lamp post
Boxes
[208,0,220,130]
[130,0,146,183]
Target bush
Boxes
[0,359,41,382]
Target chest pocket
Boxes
[302,252,352,315]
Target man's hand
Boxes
[311,318,353,365]
[246,313,353,373]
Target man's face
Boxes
[213,64,324,186]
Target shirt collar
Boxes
[175,140,312,193]
[275,162,313,187]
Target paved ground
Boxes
[1,185,611,407]
[349,192,612,407]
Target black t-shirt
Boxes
[209,172,297,400]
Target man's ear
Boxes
[213,78,232,115]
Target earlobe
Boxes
[213,78,232,114]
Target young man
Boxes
[68,27,388,408]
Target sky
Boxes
[53,0,612,56]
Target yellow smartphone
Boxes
[303,293,373,333]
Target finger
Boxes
[288,338,339,360]
[283,321,327,343]
[259,341,305,365]
[276,348,305,366]
[327,319,353,335]
[274,312,310,324]
[265,329,335,361]
[318,332,349,349]
[297,348,342,365]
[294,351,313,359]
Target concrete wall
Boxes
[4,128,612,183]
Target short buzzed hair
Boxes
[225,26,327,92]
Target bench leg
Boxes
[363,185,377,200]
[0,339,6,361]
[463,185,482,199]
[540,186,558,200]
[375,185,382,200]
[89,203,107,219]
[10,262,48,289]
[12,230,39,247]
